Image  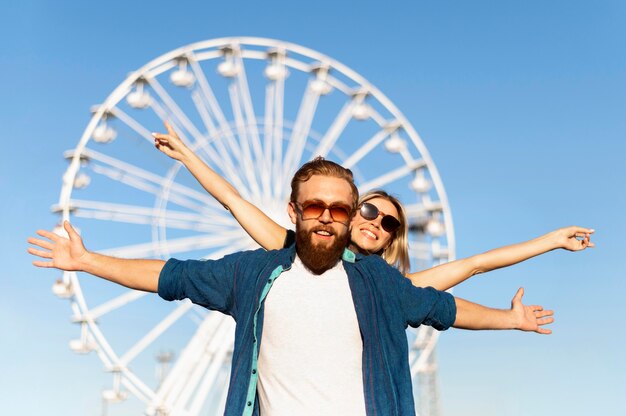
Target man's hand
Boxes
[510,287,554,334]
[152,121,191,162]
[552,226,595,251]
[29,220,164,292]
[28,221,89,271]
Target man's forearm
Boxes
[80,252,165,292]
[452,297,518,330]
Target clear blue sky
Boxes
[2,1,625,415]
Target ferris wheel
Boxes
[52,37,455,416]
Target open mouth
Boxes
[311,227,334,239]
[360,228,378,240]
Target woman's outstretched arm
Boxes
[153,122,288,250]
[408,226,594,291]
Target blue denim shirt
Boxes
[158,245,456,416]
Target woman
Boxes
[153,122,593,291]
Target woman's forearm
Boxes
[181,151,288,250]
[408,226,593,291]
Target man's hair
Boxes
[290,156,359,210]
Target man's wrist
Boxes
[77,250,96,273]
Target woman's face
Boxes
[349,197,400,254]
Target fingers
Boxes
[164,120,176,136]
[534,309,553,318]
[64,220,80,241]
[529,305,543,312]
[152,132,169,143]
[36,229,60,242]
[511,287,524,305]
[537,317,555,326]
[32,260,55,268]
[27,247,52,259]
[569,226,595,235]
[535,327,552,335]
[27,236,54,250]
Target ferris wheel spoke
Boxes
[79,148,222,212]
[341,128,390,169]
[173,317,233,410]
[121,377,157,409]
[312,98,360,158]
[86,289,148,321]
[410,329,439,378]
[146,77,205,141]
[263,83,275,196]
[187,320,235,414]
[191,90,219,137]
[262,51,287,198]
[188,92,253,202]
[65,199,233,232]
[148,98,239,196]
[199,238,257,260]
[228,82,262,199]
[108,106,155,144]
[404,201,444,217]
[119,300,194,367]
[282,80,322,186]
[233,50,266,177]
[187,55,248,171]
[99,231,245,258]
[156,312,227,409]
[359,159,427,192]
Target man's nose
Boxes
[318,208,333,223]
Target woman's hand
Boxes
[550,226,595,251]
[152,121,191,162]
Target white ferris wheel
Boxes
[53,37,455,416]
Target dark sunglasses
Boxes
[294,200,353,224]
[359,202,402,233]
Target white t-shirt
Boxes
[257,255,366,415]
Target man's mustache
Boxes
[309,225,335,236]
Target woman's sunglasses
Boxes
[359,202,402,233]
[294,200,353,225]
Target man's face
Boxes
[287,175,353,274]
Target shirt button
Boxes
[252,369,256,374]
[268,278,273,283]
[247,401,252,406]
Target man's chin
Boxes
[296,227,349,274]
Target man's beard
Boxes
[295,224,350,275]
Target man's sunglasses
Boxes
[294,200,353,225]
[359,202,402,233]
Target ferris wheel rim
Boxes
[55,36,455,414]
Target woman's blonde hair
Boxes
[359,190,410,274]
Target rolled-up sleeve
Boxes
[158,256,236,316]
[397,278,457,330]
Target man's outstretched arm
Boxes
[452,288,554,334]
[28,221,164,292]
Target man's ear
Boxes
[287,202,298,225]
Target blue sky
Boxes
[2,1,625,415]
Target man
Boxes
[28,158,553,416]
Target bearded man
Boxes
[28,157,553,416]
